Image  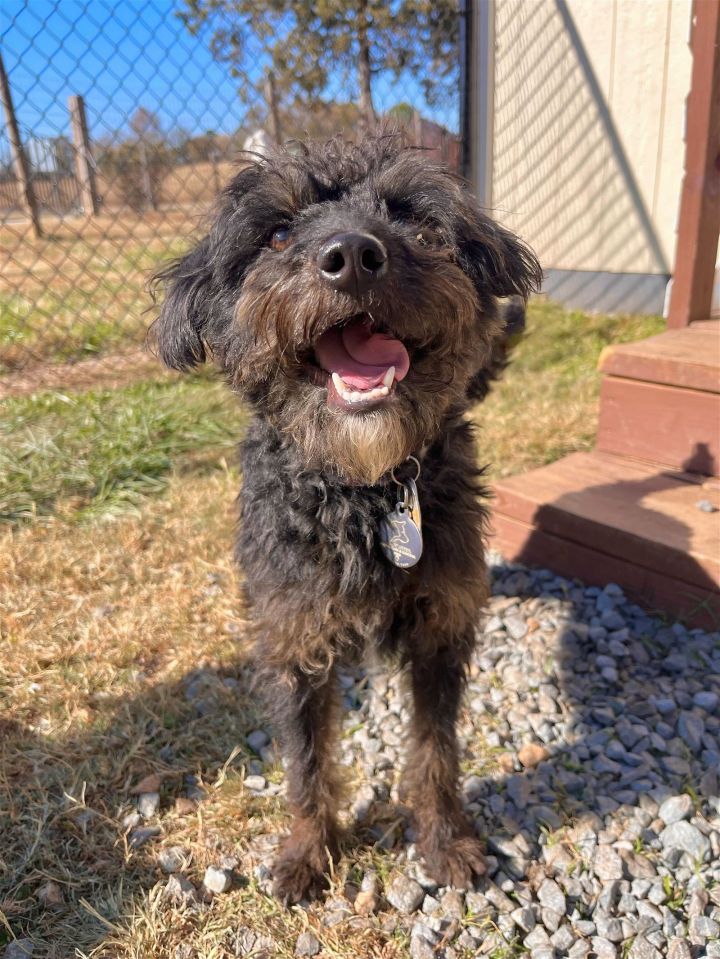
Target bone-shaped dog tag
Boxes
[379,478,423,568]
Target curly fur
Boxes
[152,133,541,902]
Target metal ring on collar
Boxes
[390,454,421,485]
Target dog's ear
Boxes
[150,236,215,371]
[459,209,542,301]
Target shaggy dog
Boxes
[153,135,541,903]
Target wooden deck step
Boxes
[596,325,720,476]
[598,323,720,392]
[492,451,720,627]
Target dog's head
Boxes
[152,135,540,484]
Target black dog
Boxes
[153,134,541,903]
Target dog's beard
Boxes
[276,385,436,485]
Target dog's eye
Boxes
[270,226,292,251]
[415,227,444,247]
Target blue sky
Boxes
[1,1,459,149]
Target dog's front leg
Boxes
[266,665,340,903]
[403,638,486,887]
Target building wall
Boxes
[491,0,693,312]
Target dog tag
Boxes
[379,475,423,568]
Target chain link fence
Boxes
[0,0,464,386]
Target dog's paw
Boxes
[272,844,329,904]
[421,835,486,889]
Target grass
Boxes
[472,300,665,478]
[0,299,666,956]
[0,210,198,370]
[0,374,241,523]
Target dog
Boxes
[152,134,541,903]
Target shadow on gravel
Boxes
[2,562,719,957]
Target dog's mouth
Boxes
[309,314,410,411]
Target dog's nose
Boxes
[316,232,387,295]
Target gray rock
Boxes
[484,881,515,913]
[243,774,267,791]
[594,916,623,942]
[137,791,160,818]
[591,939,617,959]
[550,925,576,950]
[696,498,718,513]
[247,729,270,752]
[439,889,464,919]
[524,926,552,948]
[409,923,440,959]
[506,774,533,809]
[164,874,197,905]
[465,891,493,916]
[537,878,566,915]
[235,928,275,956]
[203,865,232,894]
[295,932,320,957]
[658,794,693,825]
[157,845,189,873]
[128,825,162,848]
[689,915,720,938]
[3,942,34,959]
[568,943,590,959]
[385,874,424,914]
[505,614,529,640]
[628,937,663,959]
[660,821,710,861]
[694,690,719,710]
[511,905,536,933]
[593,846,624,881]
[678,712,705,752]
[667,940,692,959]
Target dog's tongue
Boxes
[315,316,410,389]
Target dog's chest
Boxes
[238,434,404,598]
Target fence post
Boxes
[0,50,42,239]
[264,70,283,144]
[462,0,494,206]
[137,135,156,210]
[68,94,99,216]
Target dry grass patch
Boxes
[0,209,209,370]
[1,473,430,959]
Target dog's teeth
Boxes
[378,385,389,396]
[331,372,348,394]
[383,367,395,389]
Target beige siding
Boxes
[492,0,692,277]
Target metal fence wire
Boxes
[0,0,464,380]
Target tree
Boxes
[98,109,172,211]
[177,0,459,138]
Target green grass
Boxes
[0,299,666,524]
[0,372,242,523]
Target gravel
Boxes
[193,557,719,955]
[385,874,425,913]
[3,942,34,959]
[294,931,320,956]
[203,865,233,894]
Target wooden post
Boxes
[667,0,720,328]
[137,136,155,210]
[264,70,283,144]
[68,94,99,216]
[0,50,42,238]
